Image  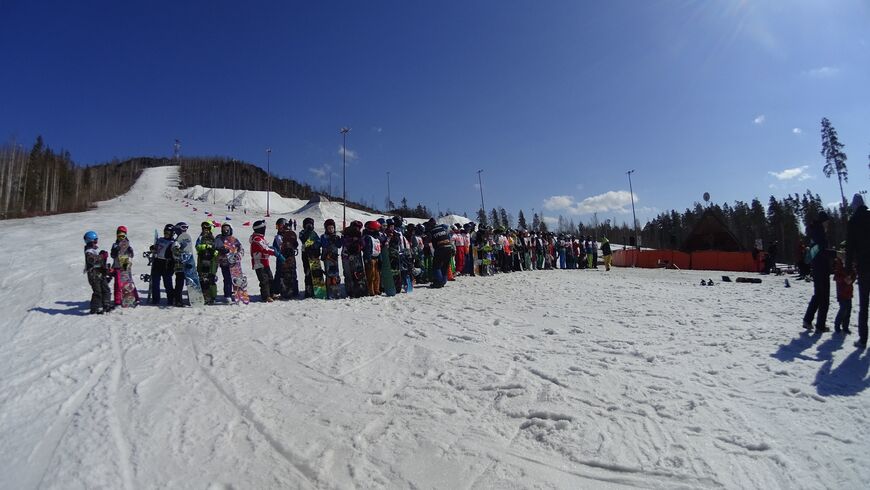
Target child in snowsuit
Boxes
[278,226,300,299]
[320,219,344,299]
[600,237,613,271]
[83,231,113,314]
[834,252,854,334]
[363,221,382,296]
[250,220,276,302]
[195,221,219,305]
[214,223,241,302]
[110,225,136,305]
[271,218,289,298]
[299,217,319,298]
[150,224,176,305]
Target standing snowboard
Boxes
[225,239,250,304]
[175,232,205,307]
[305,238,327,299]
[379,240,396,297]
[116,238,139,307]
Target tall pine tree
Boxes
[820,117,849,213]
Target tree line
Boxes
[0,136,169,219]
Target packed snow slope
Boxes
[1,167,869,489]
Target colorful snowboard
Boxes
[116,239,139,308]
[175,232,205,307]
[346,254,368,298]
[305,239,327,299]
[225,239,250,304]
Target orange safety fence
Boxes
[612,249,756,272]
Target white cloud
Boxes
[753,114,766,125]
[372,126,383,133]
[542,190,637,215]
[792,128,802,134]
[338,147,358,162]
[768,165,809,181]
[308,163,333,182]
[805,66,839,78]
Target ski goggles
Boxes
[116,232,126,239]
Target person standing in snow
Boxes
[170,222,190,307]
[271,218,288,299]
[803,211,832,333]
[109,225,135,306]
[600,237,613,271]
[363,221,382,296]
[299,217,319,298]
[425,218,455,288]
[83,231,113,314]
[149,223,176,305]
[320,218,343,299]
[213,223,240,303]
[833,247,854,335]
[277,223,300,299]
[846,193,870,349]
[250,219,276,302]
[195,221,219,305]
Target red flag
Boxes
[242,221,251,226]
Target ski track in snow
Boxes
[1,166,869,488]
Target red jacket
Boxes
[250,233,275,270]
[833,257,853,301]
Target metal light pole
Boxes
[212,164,217,205]
[386,171,391,211]
[340,127,350,228]
[477,169,485,217]
[627,169,638,267]
[266,148,272,217]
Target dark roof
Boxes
[681,209,743,252]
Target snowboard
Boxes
[400,252,414,293]
[323,252,341,299]
[278,243,299,300]
[224,238,250,304]
[175,232,205,307]
[197,235,218,304]
[116,238,139,308]
[347,254,368,298]
[305,239,327,299]
[380,240,396,297]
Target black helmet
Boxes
[164,223,175,234]
[303,217,314,229]
[276,218,288,228]
[253,219,266,233]
[221,223,233,236]
[392,216,403,226]
[201,221,212,230]
[174,222,189,233]
[324,218,336,229]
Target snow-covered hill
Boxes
[1,166,868,489]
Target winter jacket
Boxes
[320,233,343,260]
[300,228,321,259]
[153,237,175,262]
[427,224,453,251]
[806,221,831,273]
[249,233,275,270]
[834,257,854,301]
[600,240,612,256]
[363,232,382,261]
[84,245,108,273]
[110,239,134,269]
[214,235,242,266]
[847,205,870,273]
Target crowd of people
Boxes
[802,193,870,350]
[82,216,615,313]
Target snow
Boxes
[1,166,869,488]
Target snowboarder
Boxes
[149,224,176,305]
[214,223,241,303]
[343,221,367,298]
[83,231,114,314]
[170,222,190,307]
[847,193,870,348]
[109,225,136,306]
[425,218,455,288]
[250,219,276,302]
[271,218,289,298]
[600,237,613,271]
[320,218,343,299]
[803,212,832,333]
[277,224,300,299]
[299,217,319,298]
[195,221,219,305]
[363,221,382,296]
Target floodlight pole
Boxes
[627,169,638,267]
[477,169,485,216]
[341,127,350,228]
[266,148,272,217]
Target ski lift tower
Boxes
[173,139,181,164]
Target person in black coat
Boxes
[846,194,870,348]
[803,212,832,333]
[425,218,455,288]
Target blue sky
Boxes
[2,0,869,225]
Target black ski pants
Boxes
[857,266,870,343]
[804,270,831,328]
[256,267,273,302]
[219,264,232,299]
[149,260,174,305]
[431,246,455,288]
[87,269,112,312]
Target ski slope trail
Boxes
[1,166,869,488]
